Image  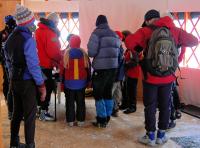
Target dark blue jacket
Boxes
[87,24,121,70]
[117,46,125,81]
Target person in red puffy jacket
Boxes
[123,46,142,114]
[35,12,62,121]
[125,9,198,146]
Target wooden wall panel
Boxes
[0,0,20,30]
[0,1,20,92]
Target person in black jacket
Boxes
[0,15,16,120]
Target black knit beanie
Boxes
[142,9,160,27]
[96,15,108,26]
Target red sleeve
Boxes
[125,28,151,53]
[177,28,198,47]
[45,31,62,64]
[59,58,64,78]
[174,28,198,63]
[178,48,186,63]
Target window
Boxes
[34,12,79,50]
[173,12,200,69]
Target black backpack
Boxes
[5,30,27,80]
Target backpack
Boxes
[144,26,179,76]
[124,50,140,71]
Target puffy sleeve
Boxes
[87,32,100,57]
[177,28,198,47]
[125,28,148,52]
[24,38,44,86]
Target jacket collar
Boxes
[15,26,31,34]
[96,23,109,29]
[38,18,60,37]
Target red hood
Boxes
[37,22,49,29]
[153,16,175,29]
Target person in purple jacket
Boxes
[4,4,46,148]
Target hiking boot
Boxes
[68,122,74,127]
[111,110,119,117]
[168,120,176,130]
[156,130,168,144]
[92,122,107,128]
[123,107,136,114]
[106,116,110,124]
[138,131,156,146]
[10,143,26,148]
[39,110,54,121]
[119,104,128,110]
[93,116,107,128]
[26,143,35,148]
[175,110,182,119]
[77,121,84,127]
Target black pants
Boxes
[64,88,86,122]
[170,81,181,120]
[11,80,37,146]
[172,82,181,110]
[143,81,172,132]
[126,77,138,109]
[92,69,117,100]
[121,77,128,107]
[39,69,55,111]
[2,65,13,113]
[2,66,9,99]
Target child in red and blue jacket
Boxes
[60,35,91,127]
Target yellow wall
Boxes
[0,0,20,30]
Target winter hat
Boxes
[47,12,59,25]
[69,35,81,48]
[15,4,35,27]
[142,9,160,27]
[96,15,108,26]
[122,30,131,42]
[115,31,124,41]
[4,15,16,30]
[4,15,14,24]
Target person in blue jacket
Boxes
[4,4,46,148]
[87,15,121,128]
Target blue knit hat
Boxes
[4,15,16,30]
[4,15,15,24]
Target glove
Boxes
[38,83,46,102]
